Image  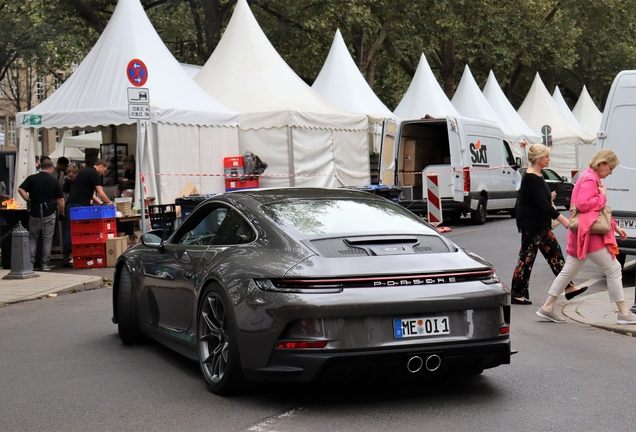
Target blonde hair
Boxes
[65,164,78,175]
[589,149,620,171]
[527,144,550,165]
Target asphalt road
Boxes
[1,213,635,431]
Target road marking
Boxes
[248,407,302,431]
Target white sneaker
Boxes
[616,312,636,325]
[536,307,566,323]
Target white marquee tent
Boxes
[483,70,541,164]
[518,73,596,177]
[49,132,103,160]
[15,0,240,205]
[194,0,369,188]
[553,86,584,130]
[394,53,459,120]
[451,65,524,160]
[312,29,396,153]
[572,85,603,138]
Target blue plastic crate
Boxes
[70,205,117,221]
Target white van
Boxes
[379,117,521,224]
[596,70,636,265]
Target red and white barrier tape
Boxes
[138,165,514,178]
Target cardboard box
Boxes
[403,140,431,172]
[178,182,198,199]
[401,173,423,188]
[106,237,128,267]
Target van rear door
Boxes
[447,117,465,201]
[379,118,399,186]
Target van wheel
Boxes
[471,197,487,225]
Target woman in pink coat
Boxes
[536,149,636,325]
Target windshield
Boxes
[262,198,434,236]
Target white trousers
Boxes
[548,248,625,303]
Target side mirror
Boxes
[141,230,164,248]
[514,157,522,169]
[562,176,568,182]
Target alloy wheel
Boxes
[199,293,229,385]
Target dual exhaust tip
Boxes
[406,354,441,373]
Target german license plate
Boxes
[393,316,450,339]
[615,218,636,229]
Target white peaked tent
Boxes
[572,85,603,138]
[50,132,103,160]
[483,70,541,164]
[15,0,240,205]
[451,65,524,160]
[181,63,202,79]
[312,29,396,153]
[518,73,596,177]
[553,86,584,129]
[394,53,459,120]
[194,0,369,188]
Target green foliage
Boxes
[6,0,636,112]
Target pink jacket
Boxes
[566,168,617,259]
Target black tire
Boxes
[198,285,243,395]
[470,197,487,225]
[617,253,626,269]
[117,266,144,345]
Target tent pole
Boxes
[287,126,295,187]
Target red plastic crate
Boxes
[72,243,106,257]
[70,218,116,234]
[225,178,259,191]
[224,156,244,169]
[73,255,106,269]
[71,229,117,245]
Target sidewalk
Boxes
[563,288,636,336]
[0,268,106,305]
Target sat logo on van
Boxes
[470,140,488,166]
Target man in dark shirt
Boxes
[62,159,113,266]
[18,159,64,271]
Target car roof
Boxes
[212,187,390,206]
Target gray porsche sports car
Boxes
[112,187,511,394]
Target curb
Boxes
[562,295,636,338]
[0,275,106,306]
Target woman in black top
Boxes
[511,144,587,304]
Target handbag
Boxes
[551,202,561,230]
[569,204,612,234]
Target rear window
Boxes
[262,199,434,235]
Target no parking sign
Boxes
[127,59,148,87]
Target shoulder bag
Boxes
[551,202,561,230]
[569,204,612,234]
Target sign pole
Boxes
[137,118,147,233]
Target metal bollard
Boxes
[2,222,39,280]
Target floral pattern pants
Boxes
[511,229,573,299]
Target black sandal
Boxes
[512,297,533,305]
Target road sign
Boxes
[127,59,148,87]
[128,104,150,119]
[128,87,149,103]
[22,115,42,126]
